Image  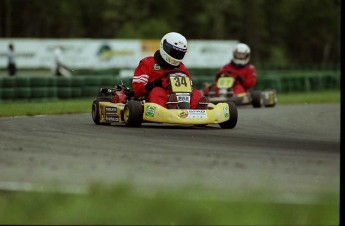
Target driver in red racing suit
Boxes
[132,32,207,109]
[204,43,257,96]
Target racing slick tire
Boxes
[92,99,110,125]
[219,102,238,129]
[251,91,263,108]
[123,100,144,127]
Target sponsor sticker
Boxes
[178,110,189,118]
[105,107,117,113]
[223,106,229,118]
[105,115,119,122]
[178,110,207,119]
[187,110,207,119]
[153,64,160,70]
[145,105,156,117]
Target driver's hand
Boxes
[145,79,163,91]
[236,76,245,84]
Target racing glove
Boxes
[236,76,245,84]
[144,79,163,91]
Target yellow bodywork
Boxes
[97,101,233,126]
[143,103,230,125]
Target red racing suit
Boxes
[207,61,257,96]
[132,56,203,108]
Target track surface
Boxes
[0,104,340,200]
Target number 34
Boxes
[174,76,188,87]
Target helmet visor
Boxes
[163,39,187,60]
[234,51,249,60]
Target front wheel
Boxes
[123,100,144,127]
[91,100,110,125]
[219,102,238,129]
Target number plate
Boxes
[169,74,192,93]
[217,77,235,89]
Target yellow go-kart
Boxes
[92,73,238,129]
[204,76,277,108]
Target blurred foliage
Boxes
[0,0,340,65]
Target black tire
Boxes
[123,100,144,127]
[92,100,101,125]
[251,91,262,108]
[219,102,238,129]
[91,99,110,125]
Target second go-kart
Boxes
[92,72,238,129]
[203,76,277,108]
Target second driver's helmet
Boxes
[160,32,187,67]
[232,43,251,65]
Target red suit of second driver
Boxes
[216,62,257,95]
[204,43,257,96]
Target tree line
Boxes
[0,0,340,66]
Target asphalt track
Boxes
[0,104,340,202]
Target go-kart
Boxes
[91,72,238,129]
[203,76,277,108]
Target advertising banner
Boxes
[0,38,238,69]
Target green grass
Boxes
[276,90,340,104]
[0,98,93,117]
[0,90,340,117]
[0,184,339,225]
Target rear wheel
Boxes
[219,102,238,129]
[251,91,262,108]
[92,99,111,125]
[123,100,144,127]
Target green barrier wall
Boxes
[47,77,57,99]
[57,77,72,99]
[0,78,2,100]
[0,73,340,101]
[1,77,16,100]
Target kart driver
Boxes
[132,32,207,109]
[203,43,257,96]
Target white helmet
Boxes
[159,32,187,66]
[232,43,251,65]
